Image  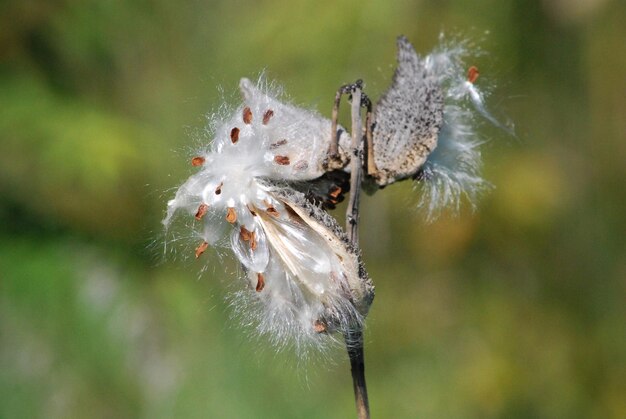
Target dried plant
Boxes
[164,34,509,419]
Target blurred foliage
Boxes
[1,0,625,418]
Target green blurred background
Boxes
[1,0,625,418]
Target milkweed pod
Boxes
[370,34,508,219]
[371,36,445,186]
[232,185,374,348]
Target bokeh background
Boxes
[1,0,625,418]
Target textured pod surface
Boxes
[371,36,445,186]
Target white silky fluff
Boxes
[417,36,511,220]
[163,78,370,352]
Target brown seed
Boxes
[313,320,327,333]
[226,207,237,224]
[329,186,342,199]
[269,139,288,149]
[240,226,252,241]
[195,241,209,258]
[274,155,290,165]
[215,182,223,195]
[242,106,252,124]
[293,160,309,171]
[230,127,240,144]
[191,156,205,166]
[247,205,257,217]
[284,204,302,224]
[266,206,279,217]
[467,65,480,84]
[195,203,209,220]
[249,231,257,251]
[256,272,265,292]
[262,109,274,125]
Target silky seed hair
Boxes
[163,78,373,353]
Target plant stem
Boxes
[344,86,370,419]
[346,328,370,419]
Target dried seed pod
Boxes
[241,186,374,340]
[367,35,508,219]
[371,36,444,186]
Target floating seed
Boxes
[215,182,223,195]
[191,156,205,166]
[256,272,265,292]
[243,106,252,124]
[195,203,209,220]
[313,320,327,333]
[249,231,257,251]
[293,160,309,171]
[468,66,480,84]
[269,139,287,149]
[230,127,240,143]
[246,204,257,217]
[262,109,274,125]
[274,155,290,165]
[195,241,209,258]
[266,206,279,217]
[329,186,342,199]
[240,226,252,241]
[226,207,237,223]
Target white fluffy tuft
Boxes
[164,78,371,353]
[415,35,508,220]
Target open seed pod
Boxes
[236,184,374,346]
[370,36,445,186]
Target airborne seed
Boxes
[249,231,257,251]
[226,207,237,223]
[269,139,287,149]
[329,186,342,199]
[195,241,209,258]
[274,155,290,165]
[467,66,480,84]
[293,160,309,171]
[266,206,279,217]
[230,127,240,143]
[243,106,253,124]
[247,204,257,217]
[195,203,209,220]
[191,156,205,166]
[313,320,327,333]
[256,272,265,292]
[262,109,274,125]
[240,226,252,241]
[215,182,223,195]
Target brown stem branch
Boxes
[344,86,370,419]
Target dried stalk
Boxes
[342,84,371,419]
